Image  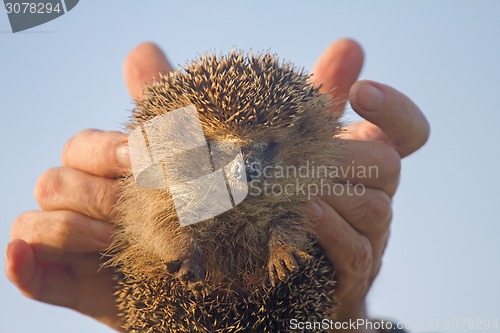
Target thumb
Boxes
[124,42,174,100]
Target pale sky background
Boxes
[1,1,499,332]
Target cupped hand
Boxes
[5,42,172,331]
[307,39,430,325]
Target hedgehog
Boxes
[107,50,344,332]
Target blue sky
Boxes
[1,1,499,332]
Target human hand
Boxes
[5,43,173,331]
[307,39,430,329]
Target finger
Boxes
[335,139,401,196]
[124,42,174,99]
[306,199,372,313]
[6,239,49,300]
[320,186,391,274]
[311,38,364,109]
[34,167,119,221]
[5,239,119,326]
[321,187,392,238]
[347,80,431,157]
[10,211,114,260]
[6,238,74,305]
[62,129,129,178]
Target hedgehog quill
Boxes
[107,51,345,332]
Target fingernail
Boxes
[309,200,324,218]
[116,143,130,167]
[357,83,384,111]
[90,220,115,245]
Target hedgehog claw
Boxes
[178,258,205,290]
[268,244,312,286]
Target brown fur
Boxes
[107,51,343,332]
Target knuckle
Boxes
[33,168,63,206]
[91,180,117,218]
[9,211,84,254]
[61,129,98,165]
[10,211,37,240]
[363,191,392,224]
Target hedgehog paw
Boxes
[166,257,205,291]
[268,244,312,287]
